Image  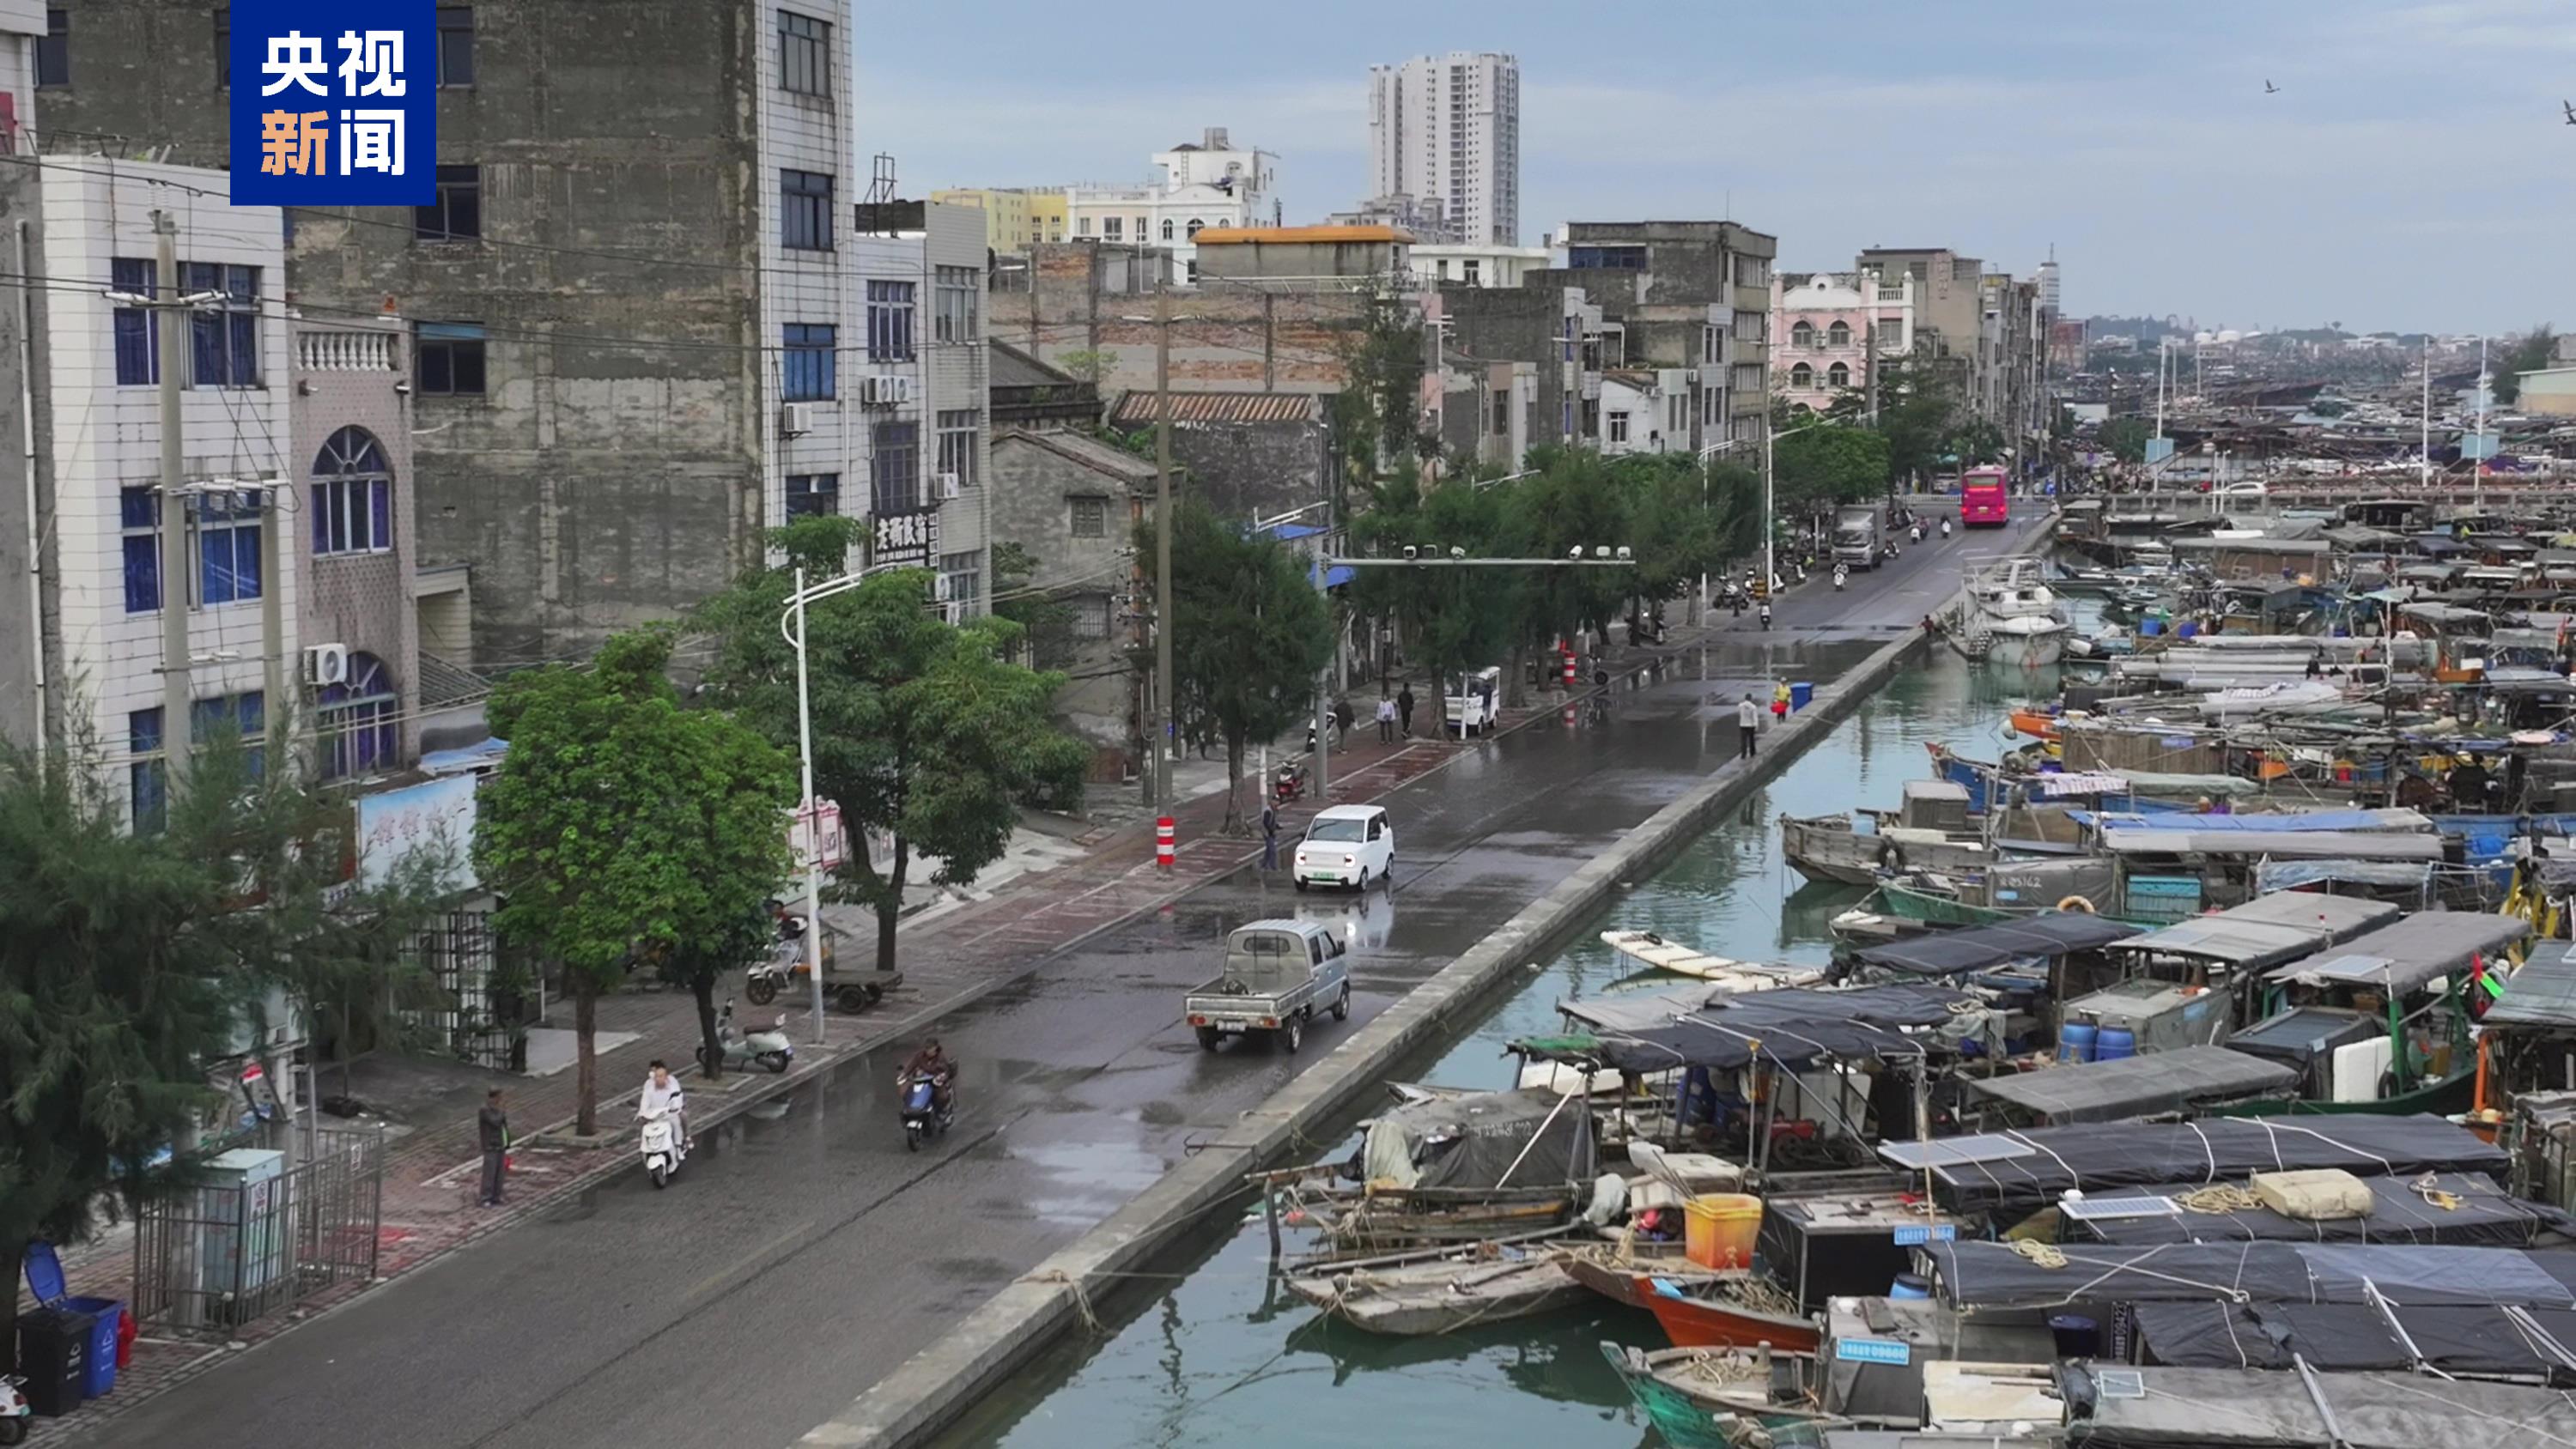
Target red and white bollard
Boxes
[1560,650,1577,688]
[1155,815,1176,870]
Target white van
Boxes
[1443,666,1504,736]
[1292,804,1394,892]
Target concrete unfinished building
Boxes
[39,0,859,665]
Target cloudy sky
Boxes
[855,0,2568,336]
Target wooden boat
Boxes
[1778,815,1991,888]
[1598,931,1824,990]
[2008,707,2061,741]
[1282,1238,1590,1336]
[1562,1240,1744,1311]
[1600,1343,1840,1449]
[1638,1276,1822,1354]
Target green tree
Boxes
[1055,349,1120,385]
[1771,421,1893,514]
[1870,356,1960,486]
[1148,502,1335,834]
[1347,464,1520,697]
[2098,415,2154,464]
[474,630,795,1131]
[1611,452,1729,624]
[1332,277,1429,483]
[1,718,447,1363]
[2494,327,2556,405]
[1496,449,1637,704]
[696,517,1085,976]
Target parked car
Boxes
[1183,919,1351,1052]
[1293,803,1394,892]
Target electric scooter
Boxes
[899,1070,955,1151]
[1833,565,1848,591]
[638,1101,687,1189]
[700,997,794,1075]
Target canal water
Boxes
[937,646,2047,1449]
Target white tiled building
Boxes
[1067,128,1278,283]
[1367,52,1521,246]
[31,163,293,822]
[759,0,857,539]
[848,202,989,618]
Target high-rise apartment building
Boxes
[1366,52,1520,246]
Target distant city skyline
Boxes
[859,0,2564,334]
[1367,52,1521,246]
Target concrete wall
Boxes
[990,244,1366,397]
[293,320,421,767]
[40,0,819,666]
[987,430,1148,773]
[1442,284,1568,454]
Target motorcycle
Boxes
[1273,758,1308,803]
[0,1373,27,1446]
[700,997,794,1075]
[638,1100,687,1189]
[1759,603,1772,631]
[899,1069,955,1150]
[1941,517,1952,537]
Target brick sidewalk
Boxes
[13,686,1588,1441]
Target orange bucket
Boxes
[1683,1192,1763,1270]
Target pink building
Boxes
[1769,270,1916,414]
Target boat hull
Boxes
[1285,1256,1589,1336]
[1643,1289,1822,1354]
[1600,1343,1837,1449]
[1778,815,1884,887]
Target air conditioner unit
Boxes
[933,573,952,603]
[780,401,816,437]
[303,642,349,688]
[937,470,962,500]
[862,374,915,406]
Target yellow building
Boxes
[928,189,1068,252]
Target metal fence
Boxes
[131,1125,384,1331]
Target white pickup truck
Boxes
[1183,919,1352,1053]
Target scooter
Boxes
[1910,523,1923,543]
[1941,517,1952,537]
[0,1373,29,1446]
[1759,603,1772,631]
[899,1070,954,1151]
[1273,758,1307,803]
[700,997,794,1075]
[638,1100,687,1189]
[1833,565,1848,591]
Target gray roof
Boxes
[416,652,492,710]
[1961,1044,2296,1124]
[2485,941,2576,1029]
[2112,892,2400,969]
[2262,911,2529,996]
[2097,828,2449,861]
[993,427,1157,485]
[988,340,1078,391]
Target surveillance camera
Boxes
[1449,546,1466,560]
[1568,545,1584,561]
[1616,545,1633,561]
[1594,546,1611,560]
[1402,544,1419,561]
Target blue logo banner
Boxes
[229,1,435,206]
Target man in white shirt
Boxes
[639,1058,687,1152]
[1736,694,1759,761]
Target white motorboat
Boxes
[1959,558,2069,665]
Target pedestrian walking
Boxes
[477,1088,509,1207]
[1736,694,1759,760]
[1396,682,1416,738]
[1261,798,1280,871]
[1375,694,1395,742]
[1333,697,1355,747]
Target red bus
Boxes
[1959,466,2009,528]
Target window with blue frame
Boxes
[1566,245,1647,270]
[182,262,260,388]
[190,691,265,777]
[782,323,835,401]
[310,427,393,555]
[121,486,160,612]
[112,258,157,385]
[785,473,839,518]
[319,652,399,781]
[130,707,164,833]
[192,488,262,605]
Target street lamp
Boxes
[776,561,908,1044]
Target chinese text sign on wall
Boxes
[229,3,435,206]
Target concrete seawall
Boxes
[799,517,2057,1449]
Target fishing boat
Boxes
[1597,931,1823,990]
[1256,1086,1598,1258]
[1957,558,2070,666]
[1599,1343,1838,1449]
[1282,1236,1589,1336]
[1571,1258,1821,1353]
[1780,781,1988,888]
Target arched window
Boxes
[319,651,398,781]
[1789,362,1814,389]
[310,425,392,556]
[1790,320,1815,349]
[1160,219,1175,242]
[1827,320,1851,348]
[1186,218,1204,238]
[1828,361,1850,389]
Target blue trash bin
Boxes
[24,1242,122,1399]
[1789,682,1814,712]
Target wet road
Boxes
[87,517,2039,1449]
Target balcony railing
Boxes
[296,330,399,373]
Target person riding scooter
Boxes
[1759,600,1772,630]
[899,1037,958,1119]
[1833,562,1848,591]
[1910,521,1923,543]
[639,1058,688,1155]
[1940,516,1952,537]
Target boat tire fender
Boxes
[2056,894,2097,914]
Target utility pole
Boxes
[2420,336,2432,488]
[154,211,191,785]
[1153,281,1175,831]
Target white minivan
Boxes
[1292,804,1394,892]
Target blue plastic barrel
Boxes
[1789,682,1814,712]
[2095,1027,2136,1062]
[1890,1273,1931,1300]
[2175,621,2200,640]
[2058,1022,2098,1063]
[2139,616,2163,637]
[2048,1313,2101,1357]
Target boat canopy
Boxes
[2480,940,2576,1030]
[2259,910,2528,995]
[1854,910,2137,977]
[2065,1366,2576,1448]
[2110,893,2402,971]
[1519,983,1974,1075]
[1357,1087,1595,1192]
[2129,1300,2576,1377]
[1959,1045,2295,1125]
[2073,807,2429,835]
[1878,1113,2505,1215]
[2096,827,2448,862]
[2071,1172,2555,1248]
[1922,1239,2576,1311]
[2252,858,2435,893]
